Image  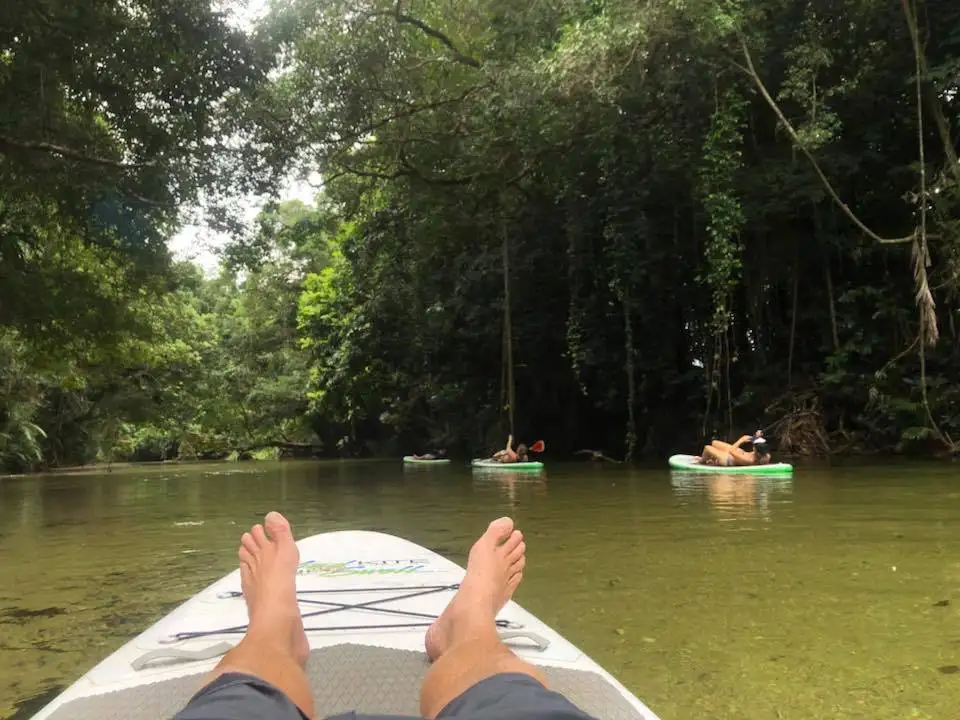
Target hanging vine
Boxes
[901,0,954,449]
[697,85,747,436]
[565,199,589,396]
[604,211,646,463]
[738,16,955,450]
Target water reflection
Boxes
[6,462,960,720]
[670,471,793,520]
[471,468,548,507]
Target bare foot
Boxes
[238,511,310,666]
[425,517,526,661]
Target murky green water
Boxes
[1,460,958,719]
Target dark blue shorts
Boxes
[174,671,597,720]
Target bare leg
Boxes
[700,446,728,465]
[420,518,540,719]
[195,512,315,718]
[710,440,734,452]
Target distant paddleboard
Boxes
[402,456,451,465]
[32,530,659,720]
[471,458,544,471]
[668,454,793,475]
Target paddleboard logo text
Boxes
[297,559,433,576]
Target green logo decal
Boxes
[297,559,432,576]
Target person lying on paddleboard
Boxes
[491,435,529,463]
[173,511,598,720]
[412,449,447,460]
[695,430,771,466]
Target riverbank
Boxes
[5,448,957,480]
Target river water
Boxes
[1,460,958,719]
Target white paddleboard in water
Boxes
[402,456,452,465]
[669,453,793,475]
[33,530,661,720]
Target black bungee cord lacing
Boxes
[166,583,517,643]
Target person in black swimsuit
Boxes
[695,430,771,466]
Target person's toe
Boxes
[507,540,525,565]
[238,546,255,568]
[251,523,268,548]
[501,529,523,554]
[241,532,258,555]
[484,517,514,543]
[265,511,293,541]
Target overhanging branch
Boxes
[0,135,150,171]
[900,0,960,188]
[386,1,481,68]
[332,83,486,147]
[331,150,477,187]
[333,160,410,181]
[398,146,477,185]
[734,33,914,245]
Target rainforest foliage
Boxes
[2,0,960,470]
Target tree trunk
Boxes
[824,260,839,353]
[501,216,515,439]
[787,241,799,383]
[621,287,637,462]
[813,205,841,352]
[724,329,734,436]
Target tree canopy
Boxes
[2,0,959,470]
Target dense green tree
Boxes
[248,0,960,457]
[1,0,272,323]
[0,0,275,469]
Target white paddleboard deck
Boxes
[32,530,660,720]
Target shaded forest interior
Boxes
[2,0,959,471]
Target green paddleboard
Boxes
[471,458,544,470]
[402,456,452,465]
[668,454,793,475]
